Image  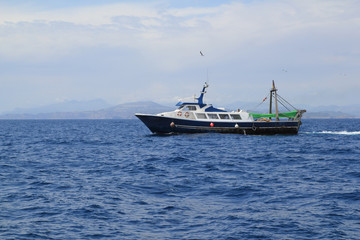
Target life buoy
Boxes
[177,111,182,117]
[184,112,190,118]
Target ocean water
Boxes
[0,119,359,240]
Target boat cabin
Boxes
[158,101,251,121]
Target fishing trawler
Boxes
[135,81,306,135]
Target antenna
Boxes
[200,50,210,85]
[206,68,209,83]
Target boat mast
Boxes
[269,86,273,119]
[196,82,209,105]
[271,80,279,121]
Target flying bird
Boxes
[200,51,204,56]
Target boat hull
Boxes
[135,114,301,135]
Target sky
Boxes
[0,0,359,113]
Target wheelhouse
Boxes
[177,104,200,111]
[173,99,249,121]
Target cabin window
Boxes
[219,114,230,120]
[185,106,197,111]
[196,113,207,119]
[230,114,242,120]
[207,114,219,119]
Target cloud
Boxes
[0,0,359,111]
[1,1,359,63]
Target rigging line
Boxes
[277,95,293,111]
[277,94,293,108]
[277,94,298,110]
[250,93,270,111]
[277,98,292,112]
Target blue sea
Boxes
[1,119,359,240]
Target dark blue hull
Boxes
[136,114,301,135]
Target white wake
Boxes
[310,131,360,135]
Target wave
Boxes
[307,131,360,135]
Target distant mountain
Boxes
[306,104,360,117]
[224,101,268,112]
[93,101,173,119]
[0,100,358,119]
[226,101,360,118]
[4,99,112,115]
[302,111,356,119]
[0,101,172,119]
